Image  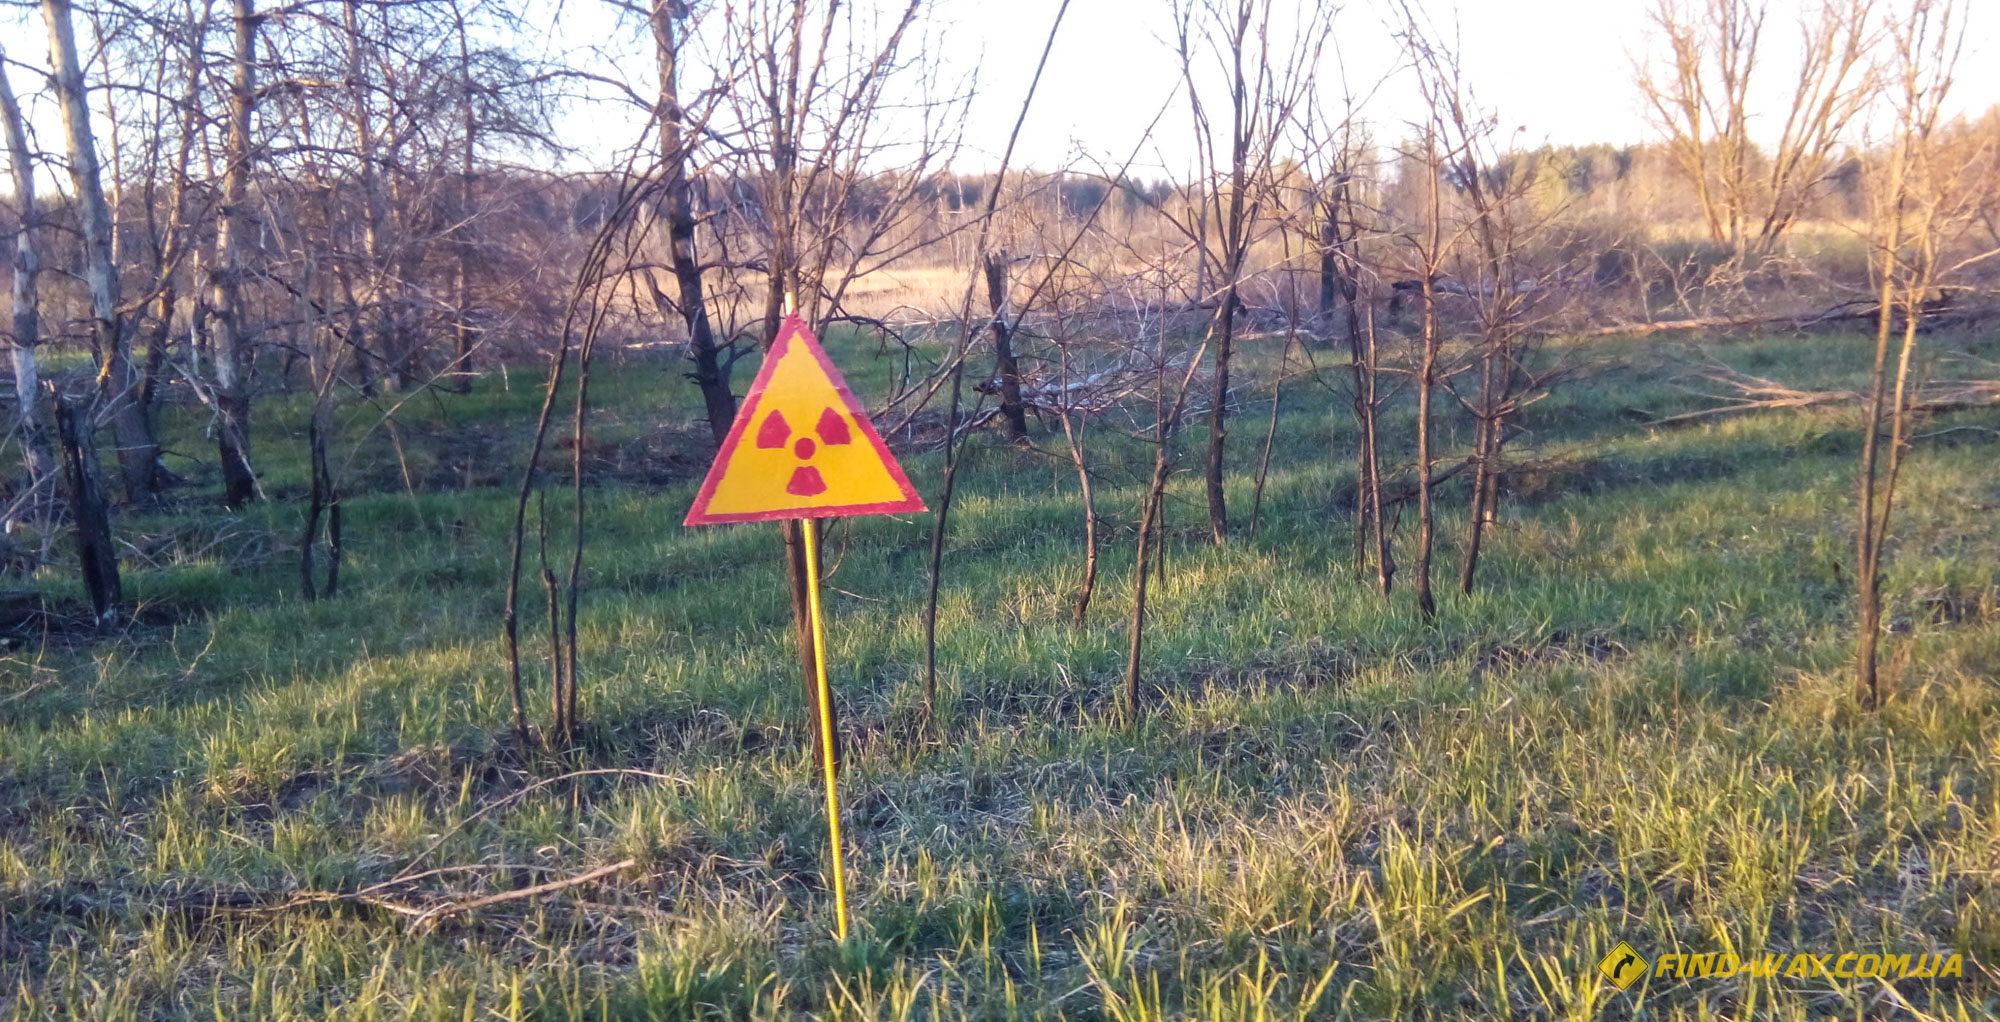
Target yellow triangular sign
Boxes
[684,314,925,525]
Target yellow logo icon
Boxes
[1598,941,1650,991]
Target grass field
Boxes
[2,325,1998,1020]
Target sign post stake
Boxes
[683,309,925,943]
[799,516,849,939]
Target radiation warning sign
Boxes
[684,314,926,525]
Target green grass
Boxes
[2,326,1998,1019]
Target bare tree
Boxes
[709,0,953,758]
[1305,116,1392,588]
[1126,279,1211,719]
[1051,326,1099,625]
[1296,86,1396,592]
[922,2,1077,713]
[1171,0,1330,545]
[338,0,404,391]
[43,0,165,502]
[53,395,120,622]
[1853,0,1977,710]
[1410,121,1446,623]
[0,48,57,522]
[129,0,218,415]
[984,250,1028,442]
[647,0,734,442]
[1639,0,1878,264]
[1403,22,1574,595]
[209,0,258,507]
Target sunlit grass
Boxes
[1,327,1997,1018]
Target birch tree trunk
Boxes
[0,52,57,517]
[448,0,478,393]
[343,0,394,393]
[210,0,258,507]
[43,0,162,502]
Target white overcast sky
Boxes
[529,0,2000,177]
[5,0,2000,182]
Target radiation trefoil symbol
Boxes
[684,315,925,524]
[756,406,854,496]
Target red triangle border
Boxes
[684,314,928,525]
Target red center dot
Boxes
[794,437,816,459]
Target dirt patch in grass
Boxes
[0,590,203,651]
[1911,584,1999,627]
[1471,628,1628,674]
[344,420,719,495]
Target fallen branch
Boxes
[406,858,635,929]
[1573,311,1820,339]
[1652,360,2000,425]
[201,857,641,930]
[1379,457,1475,510]
[394,768,687,882]
[1568,294,2000,340]
[974,358,1203,416]
[1910,379,2000,414]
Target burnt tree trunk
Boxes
[1057,347,1098,625]
[1414,281,1439,624]
[447,1,478,395]
[1459,326,1513,595]
[651,0,734,443]
[342,0,397,394]
[1247,333,1288,539]
[1324,182,1372,576]
[539,494,568,741]
[1459,338,1499,594]
[1362,306,1393,594]
[1455,138,1514,598]
[1344,301,1372,575]
[923,357,967,715]
[142,289,174,411]
[1412,136,1443,624]
[984,251,1027,443]
[1204,287,1238,545]
[1127,316,1208,721]
[300,407,341,600]
[54,393,120,623]
[1126,481,1159,720]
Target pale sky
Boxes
[6,0,2000,184]
[931,0,2000,172]
[521,0,2000,178]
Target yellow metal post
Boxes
[799,517,849,939]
